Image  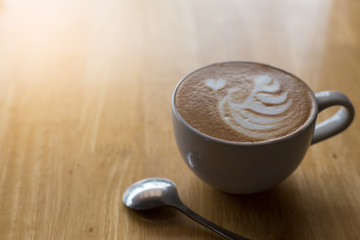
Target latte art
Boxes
[175,62,314,142]
[212,75,292,139]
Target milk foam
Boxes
[175,62,314,142]
[206,75,293,139]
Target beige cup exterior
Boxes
[172,62,354,194]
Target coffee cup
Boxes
[172,61,354,194]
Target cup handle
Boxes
[311,91,355,145]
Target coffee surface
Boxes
[175,62,315,142]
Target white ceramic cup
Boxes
[172,62,355,194]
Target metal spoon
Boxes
[122,177,250,240]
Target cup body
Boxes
[172,62,319,194]
[172,102,317,194]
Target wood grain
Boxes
[0,0,359,239]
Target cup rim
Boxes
[172,61,319,146]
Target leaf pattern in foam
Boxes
[218,75,293,139]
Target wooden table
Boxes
[0,0,359,239]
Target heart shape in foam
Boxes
[206,78,226,91]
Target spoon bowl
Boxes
[122,178,180,210]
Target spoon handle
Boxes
[174,202,250,240]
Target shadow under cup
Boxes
[172,61,354,194]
